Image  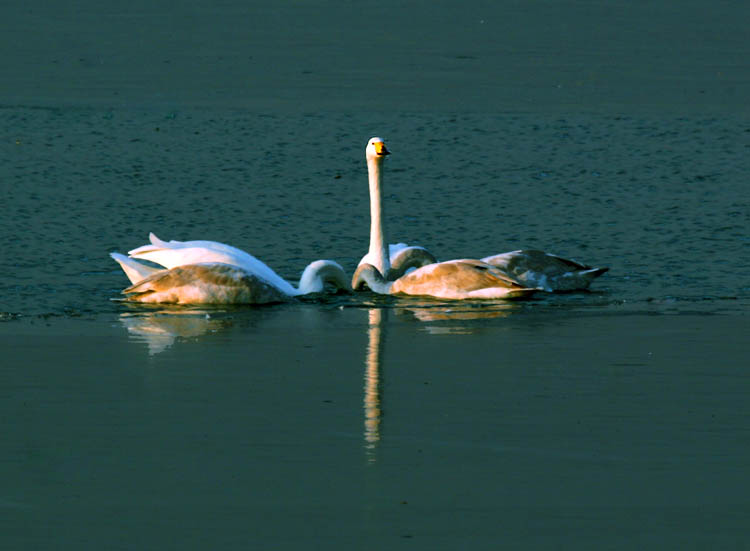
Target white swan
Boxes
[352,137,538,300]
[354,137,607,292]
[354,137,437,280]
[114,260,349,304]
[111,236,350,304]
[126,233,295,294]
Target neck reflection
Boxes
[363,308,386,462]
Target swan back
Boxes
[129,232,249,257]
[390,259,539,300]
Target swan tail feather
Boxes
[110,252,163,285]
[584,266,609,277]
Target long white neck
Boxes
[367,155,391,278]
[296,260,350,295]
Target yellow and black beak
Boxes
[373,141,390,156]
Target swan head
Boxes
[297,260,352,295]
[365,137,390,160]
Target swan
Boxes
[110,240,350,304]
[354,136,607,292]
[126,233,295,294]
[354,137,438,280]
[352,137,538,300]
[481,250,608,292]
[355,259,538,300]
[114,260,350,304]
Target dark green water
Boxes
[1,1,749,549]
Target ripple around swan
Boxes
[1,107,748,319]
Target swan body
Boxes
[111,235,350,304]
[120,262,291,304]
[481,250,608,292]
[354,260,538,300]
[128,233,294,294]
[113,258,350,304]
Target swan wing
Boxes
[121,263,290,305]
[130,233,260,265]
[391,259,537,299]
[482,250,608,291]
[129,232,245,255]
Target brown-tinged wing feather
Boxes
[392,260,527,295]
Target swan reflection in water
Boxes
[397,299,521,335]
[119,308,231,355]
[363,308,386,462]
[361,300,523,461]
[121,300,521,463]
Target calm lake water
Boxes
[2,1,749,549]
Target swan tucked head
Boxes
[366,137,390,159]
